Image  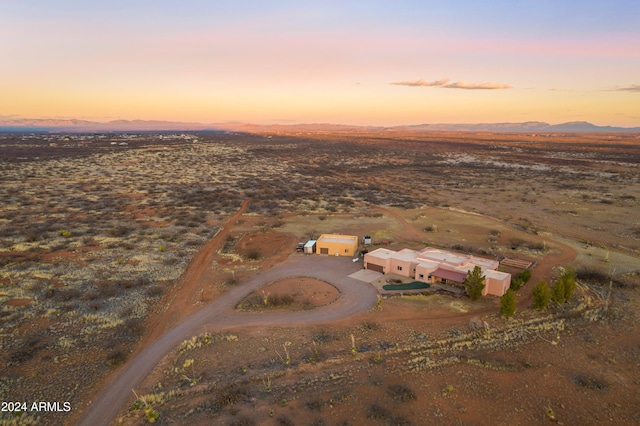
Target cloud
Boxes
[615,85,640,92]
[391,78,511,90]
[443,81,512,90]
[391,78,449,87]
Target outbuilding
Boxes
[316,234,358,257]
[303,240,316,254]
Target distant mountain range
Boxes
[1,118,639,133]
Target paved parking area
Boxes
[348,268,383,283]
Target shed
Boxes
[316,234,358,257]
[304,240,316,254]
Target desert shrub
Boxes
[270,293,295,307]
[305,399,324,412]
[54,287,81,302]
[366,403,390,420]
[105,350,127,367]
[97,281,117,298]
[500,289,516,318]
[510,277,524,291]
[230,416,256,426]
[359,321,380,331]
[276,416,294,426]
[108,226,132,237]
[526,241,546,252]
[123,318,145,338]
[312,330,336,345]
[509,238,525,249]
[87,300,102,311]
[576,268,609,284]
[532,280,551,311]
[119,241,135,250]
[571,374,609,392]
[25,231,40,242]
[463,266,485,300]
[387,384,417,403]
[224,277,238,287]
[9,333,46,363]
[81,289,101,301]
[245,248,261,260]
[145,285,165,297]
[163,256,179,265]
[215,385,250,407]
[518,269,532,283]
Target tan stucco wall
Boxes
[316,235,358,257]
[483,276,511,297]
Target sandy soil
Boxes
[2,131,638,426]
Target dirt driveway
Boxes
[79,255,378,426]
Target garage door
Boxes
[320,247,329,255]
[366,263,384,273]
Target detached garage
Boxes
[316,234,358,257]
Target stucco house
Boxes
[364,247,511,297]
[316,234,358,257]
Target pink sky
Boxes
[1,1,639,126]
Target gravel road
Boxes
[79,255,377,426]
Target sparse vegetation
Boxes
[1,131,639,425]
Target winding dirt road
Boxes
[79,255,377,426]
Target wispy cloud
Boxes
[615,84,640,92]
[391,78,511,90]
[443,81,511,90]
[391,78,449,87]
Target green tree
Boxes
[518,269,532,283]
[463,266,485,300]
[551,278,566,304]
[559,267,577,301]
[532,280,551,311]
[510,277,524,291]
[500,289,516,317]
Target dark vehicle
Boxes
[296,242,305,252]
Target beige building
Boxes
[316,234,358,257]
[364,247,511,297]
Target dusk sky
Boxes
[1,1,639,126]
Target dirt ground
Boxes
[112,206,639,426]
[237,277,340,311]
[1,131,638,425]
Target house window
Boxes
[345,249,348,253]
[397,266,403,271]
[418,274,424,280]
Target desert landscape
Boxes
[1,129,639,425]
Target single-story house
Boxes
[364,247,511,297]
[316,234,358,257]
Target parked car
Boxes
[296,243,305,252]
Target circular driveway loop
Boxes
[80,255,378,426]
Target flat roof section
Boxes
[318,234,358,244]
[417,247,469,266]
